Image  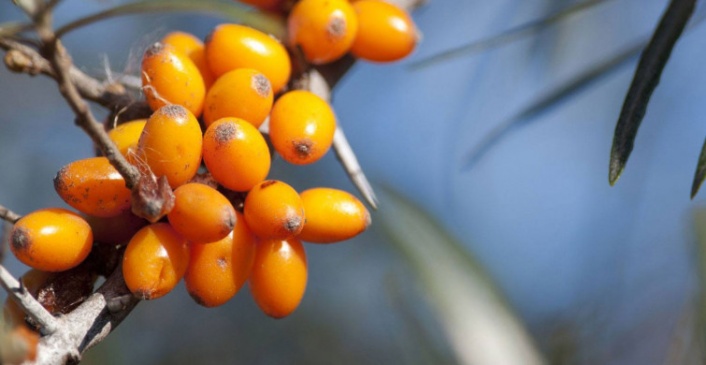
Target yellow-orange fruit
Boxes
[269,90,336,165]
[141,42,206,116]
[205,24,291,93]
[10,208,93,272]
[288,0,358,64]
[136,105,203,189]
[298,188,370,243]
[168,183,236,243]
[3,324,39,364]
[202,118,271,192]
[54,157,132,218]
[250,237,307,318]
[350,0,417,62]
[243,180,304,239]
[122,223,190,300]
[85,209,148,245]
[185,213,256,307]
[107,119,146,157]
[162,31,215,89]
[203,68,273,128]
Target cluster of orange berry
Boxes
[5,0,417,330]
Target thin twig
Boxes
[0,264,59,335]
[0,204,21,223]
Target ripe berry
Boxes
[269,90,336,165]
[122,223,190,300]
[249,237,307,318]
[162,31,215,89]
[10,208,93,272]
[107,119,146,157]
[137,105,203,189]
[202,117,271,192]
[298,188,370,243]
[168,183,236,243]
[185,213,256,307]
[54,157,132,218]
[205,24,291,93]
[288,0,358,64]
[203,68,273,128]
[141,42,206,116]
[85,209,148,245]
[243,180,305,239]
[351,0,418,62]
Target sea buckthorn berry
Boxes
[137,105,203,189]
[288,0,358,64]
[141,42,206,116]
[10,208,93,272]
[237,0,283,11]
[122,223,190,300]
[168,183,236,243]
[205,24,291,93]
[269,90,336,165]
[162,31,215,89]
[250,237,307,318]
[202,118,271,192]
[54,157,132,218]
[85,209,148,245]
[350,0,418,62]
[204,68,273,128]
[108,119,146,158]
[298,188,370,243]
[4,324,39,364]
[185,214,256,307]
[243,180,305,239]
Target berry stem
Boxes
[0,204,21,223]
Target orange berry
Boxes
[168,183,236,243]
[122,223,190,300]
[137,105,203,189]
[107,119,146,157]
[269,90,336,164]
[162,31,216,89]
[4,324,39,364]
[204,68,273,128]
[54,157,132,218]
[298,188,370,243]
[184,213,256,307]
[288,0,358,64]
[205,24,291,93]
[243,180,304,239]
[85,209,148,245]
[10,208,93,272]
[237,0,283,11]
[351,0,417,62]
[141,42,206,116]
[250,237,307,318]
[202,118,271,192]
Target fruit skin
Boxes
[122,223,190,300]
[54,157,132,218]
[10,208,93,272]
[288,0,358,64]
[203,68,273,128]
[184,212,256,307]
[350,0,417,62]
[269,90,336,165]
[168,183,236,243]
[249,237,307,318]
[137,104,203,189]
[85,209,148,245]
[298,188,370,243]
[162,31,215,89]
[141,42,206,117]
[205,24,291,93]
[243,180,305,240]
[107,119,146,157]
[202,117,271,192]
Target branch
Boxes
[0,204,21,223]
[0,265,59,335]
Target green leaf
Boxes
[608,0,696,185]
[55,0,285,39]
[691,137,706,199]
[378,187,546,365]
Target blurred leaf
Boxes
[378,187,546,365]
[0,22,30,37]
[691,138,706,199]
[410,0,615,70]
[55,0,285,39]
[608,0,695,185]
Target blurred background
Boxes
[2,0,706,364]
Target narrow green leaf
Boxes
[378,187,546,365]
[691,137,706,199]
[55,0,284,39]
[410,0,615,70]
[608,0,696,185]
